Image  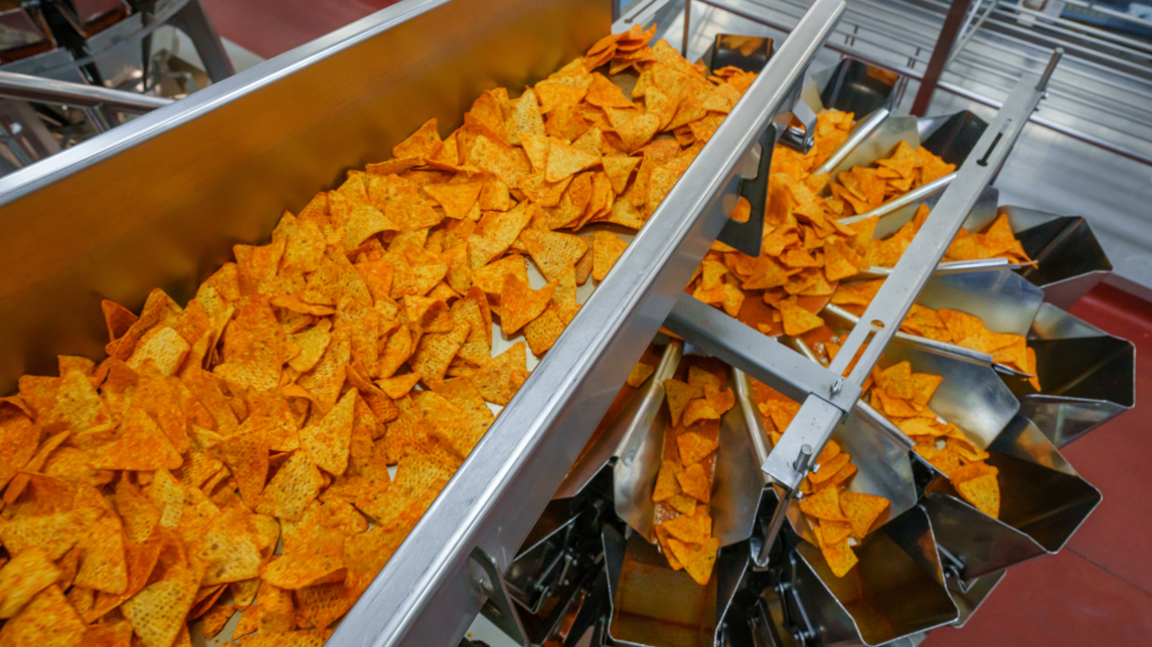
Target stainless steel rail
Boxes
[328,0,846,644]
[699,0,1152,166]
[0,71,174,113]
[665,59,1054,564]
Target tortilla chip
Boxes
[667,536,719,585]
[520,230,588,282]
[0,547,61,619]
[410,321,470,382]
[839,491,890,539]
[499,275,556,335]
[591,230,629,281]
[264,450,324,521]
[545,137,601,182]
[91,407,182,472]
[122,556,202,647]
[473,342,530,405]
[300,390,355,476]
[676,430,718,466]
[955,472,1000,518]
[798,485,846,522]
[654,525,683,570]
[0,585,86,647]
[776,299,825,337]
[652,460,683,502]
[626,362,655,387]
[72,514,127,595]
[675,463,711,503]
[663,380,701,427]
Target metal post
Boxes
[170,0,236,82]
[682,0,692,58]
[911,0,975,117]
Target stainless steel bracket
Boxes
[470,547,528,645]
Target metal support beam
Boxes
[911,0,975,116]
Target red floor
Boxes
[198,5,1152,644]
[201,0,400,59]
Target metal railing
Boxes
[698,0,1152,166]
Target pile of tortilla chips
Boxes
[0,24,762,647]
[860,205,1032,268]
[860,361,1000,519]
[753,384,890,578]
[829,277,1040,390]
[686,112,1031,344]
[828,141,955,217]
[650,361,734,585]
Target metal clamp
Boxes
[470,547,528,645]
[717,122,776,258]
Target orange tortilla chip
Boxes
[955,471,1000,518]
[73,514,128,595]
[839,491,890,539]
[520,230,588,282]
[0,585,86,647]
[661,510,711,544]
[423,181,482,221]
[652,460,683,502]
[654,525,683,570]
[393,118,443,159]
[264,449,324,521]
[300,390,355,476]
[626,362,655,387]
[91,407,182,472]
[663,379,702,427]
[819,536,859,578]
[675,463,711,503]
[499,275,556,335]
[798,485,846,522]
[681,398,720,427]
[546,137,601,182]
[592,230,629,281]
[676,430,718,466]
[667,536,719,585]
[666,493,698,516]
[474,342,530,405]
[0,547,61,619]
[776,299,825,337]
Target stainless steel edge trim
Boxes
[0,71,174,112]
[327,1,847,645]
[0,0,458,204]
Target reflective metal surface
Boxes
[0,70,173,111]
[1013,303,1135,447]
[921,414,1101,579]
[790,507,958,646]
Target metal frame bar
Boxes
[910,0,973,116]
[327,1,847,644]
[0,71,174,113]
[700,0,1152,165]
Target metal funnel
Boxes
[602,525,749,647]
[921,415,1102,580]
[999,206,1113,309]
[917,110,989,166]
[1007,303,1135,447]
[824,268,1046,379]
[880,343,1020,449]
[812,58,899,119]
[788,506,959,646]
[553,341,682,504]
